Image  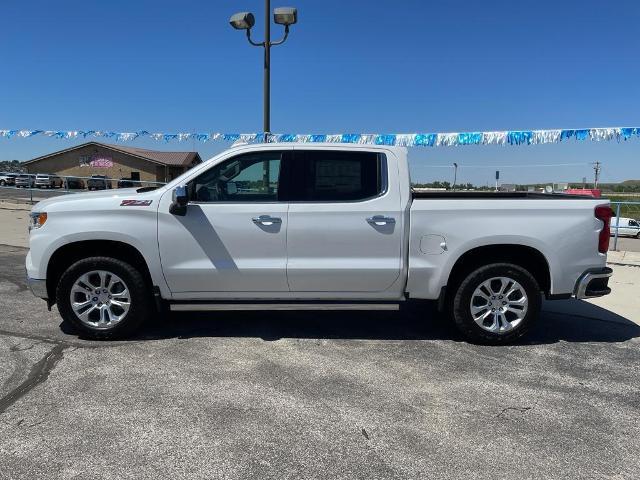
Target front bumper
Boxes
[27,275,48,299]
[574,267,613,299]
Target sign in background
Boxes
[79,155,114,168]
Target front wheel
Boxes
[56,257,152,339]
[450,263,541,344]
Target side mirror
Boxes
[170,185,188,216]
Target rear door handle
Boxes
[252,215,282,226]
[367,215,396,225]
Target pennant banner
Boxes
[0,127,639,147]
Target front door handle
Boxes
[366,215,396,225]
[252,215,282,226]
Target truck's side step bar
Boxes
[169,303,400,312]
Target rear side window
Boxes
[288,151,385,202]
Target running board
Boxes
[169,303,400,312]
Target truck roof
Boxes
[225,142,408,154]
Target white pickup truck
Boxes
[26,143,613,343]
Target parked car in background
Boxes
[35,173,64,189]
[64,177,85,190]
[610,217,640,238]
[15,174,35,188]
[26,143,613,344]
[117,178,135,188]
[0,172,18,186]
[87,175,112,190]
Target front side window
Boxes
[629,220,639,228]
[190,152,282,202]
[290,151,384,201]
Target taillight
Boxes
[595,204,613,253]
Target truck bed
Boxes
[411,190,595,200]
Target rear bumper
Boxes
[574,267,613,299]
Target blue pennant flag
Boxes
[193,133,210,142]
[457,132,483,145]
[507,131,533,145]
[341,133,361,143]
[413,134,437,147]
[375,134,396,146]
[575,129,589,141]
[621,127,639,140]
[560,129,575,141]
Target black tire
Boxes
[450,263,541,345]
[0,180,5,186]
[56,257,152,339]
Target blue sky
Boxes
[1,0,639,185]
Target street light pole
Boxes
[230,4,298,142]
[263,0,270,136]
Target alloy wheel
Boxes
[69,270,131,329]
[469,276,529,334]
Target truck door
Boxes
[285,149,403,293]
[157,150,289,295]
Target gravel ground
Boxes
[0,244,639,479]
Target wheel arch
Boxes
[46,240,153,302]
[446,244,551,298]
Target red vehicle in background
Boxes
[566,188,601,197]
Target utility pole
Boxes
[593,161,601,189]
[452,163,458,190]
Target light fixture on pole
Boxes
[230,2,298,141]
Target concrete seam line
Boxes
[607,262,640,268]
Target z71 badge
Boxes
[120,200,153,206]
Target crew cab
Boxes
[25,143,613,343]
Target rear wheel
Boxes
[450,263,541,344]
[56,257,151,339]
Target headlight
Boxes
[29,212,47,231]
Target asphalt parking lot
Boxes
[1,244,639,479]
[0,186,75,203]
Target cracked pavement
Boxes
[0,244,639,479]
